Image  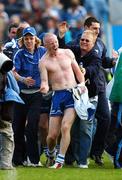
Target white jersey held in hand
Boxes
[72,83,97,121]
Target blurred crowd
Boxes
[0,0,109,42]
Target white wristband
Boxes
[19,76,26,83]
[78,82,85,87]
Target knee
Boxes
[61,123,69,135]
[47,133,57,142]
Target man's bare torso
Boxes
[43,49,77,90]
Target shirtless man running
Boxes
[39,33,85,169]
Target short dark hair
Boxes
[84,16,100,27]
[8,23,18,33]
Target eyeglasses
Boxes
[80,38,90,43]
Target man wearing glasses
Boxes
[58,16,116,167]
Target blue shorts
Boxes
[50,89,74,117]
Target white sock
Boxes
[56,154,65,164]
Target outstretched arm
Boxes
[39,60,49,94]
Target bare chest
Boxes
[47,56,71,73]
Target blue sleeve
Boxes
[13,50,23,72]
[39,46,46,57]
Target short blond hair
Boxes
[81,30,96,42]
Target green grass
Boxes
[0,154,122,180]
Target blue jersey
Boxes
[13,46,46,90]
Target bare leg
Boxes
[47,116,62,151]
[60,108,76,155]
[51,108,76,168]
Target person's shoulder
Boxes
[60,48,73,54]
[96,37,105,47]
[89,47,101,58]
[93,38,106,57]
[60,48,75,60]
[38,46,46,52]
[39,45,46,50]
[39,52,48,63]
[14,48,23,57]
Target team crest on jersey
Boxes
[95,49,99,54]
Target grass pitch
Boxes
[0,154,122,180]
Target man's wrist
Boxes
[78,82,85,87]
[19,76,26,83]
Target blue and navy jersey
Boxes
[72,46,103,97]
[13,46,46,90]
[95,38,114,68]
[58,34,114,68]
